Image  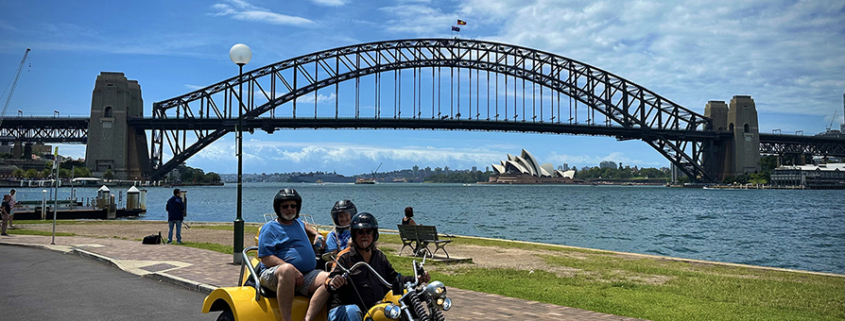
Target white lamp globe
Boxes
[229,43,252,66]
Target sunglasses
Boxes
[279,204,297,209]
[355,229,374,236]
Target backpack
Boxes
[142,232,163,245]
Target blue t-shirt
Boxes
[258,219,316,273]
[326,228,350,253]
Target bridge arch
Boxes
[149,38,715,181]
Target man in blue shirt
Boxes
[258,188,330,321]
[165,188,185,244]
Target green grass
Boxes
[192,224,261,236]
[408,253,843,321]
[177,242,234,254]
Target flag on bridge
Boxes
[457,19,466,25]
[451,26,461,32]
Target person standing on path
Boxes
[166,188,185,244]
[1,194,12,236]
[8,189,16,229]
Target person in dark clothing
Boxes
[165,188,185,244]
[326,212,429,321]
[401,207,416,225]
[1,194,11,236]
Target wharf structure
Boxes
[770,163,845,189]
[485,149,579,184]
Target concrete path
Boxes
[0,234,647,321]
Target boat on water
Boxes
[354,178,376,184]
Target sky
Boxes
[0,0,843,176]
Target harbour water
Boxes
[12,183,844,274]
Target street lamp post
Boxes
[229,43,251,264]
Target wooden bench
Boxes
[415,225,452,259]
[397,224,420,256]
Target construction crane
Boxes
[0,48,31,129]
[826,109,837,132]
[371,162,383,180]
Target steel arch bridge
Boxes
[146,38,720,181]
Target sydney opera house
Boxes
[485,149,579,184]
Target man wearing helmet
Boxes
[258,188,331,321]
[324,200,356,261]
[325,212,431,321]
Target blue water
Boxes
[14,183,845,274]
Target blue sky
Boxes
[1,0,843,176]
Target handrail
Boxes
[237,246,263,301]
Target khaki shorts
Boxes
[259,266,321,296]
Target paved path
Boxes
[0,234,646,321]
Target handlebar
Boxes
[330,256,427,290]
[333,261,393,288]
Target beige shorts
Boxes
[259,266,321,296]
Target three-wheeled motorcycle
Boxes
[201,215,452,321]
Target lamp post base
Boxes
[233,219,244,264]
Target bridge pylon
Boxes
[703,96,761,182]
[84,72,150,180]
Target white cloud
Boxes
[210,0,314,26]
[452,0,844,118]
[310,0,349,6]
[186,138,505,174]
[378,5,457,34]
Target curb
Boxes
[144,273,217,295]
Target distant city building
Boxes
[599,161,617,169]
[471,166,477,172]
[771,163,845,189]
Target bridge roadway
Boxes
[2,116,843,157]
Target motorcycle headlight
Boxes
[384,303,401,320]
[425,281,447,298]
[438,297,452,311]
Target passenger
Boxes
[1,194,10,236]
[324,200,357,261]
[258,188,330,321]
[401,206,416,225]
[326,212,430,321]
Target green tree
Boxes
[59,168,71,178]
[748,172,767,185]
[73,166,92,178]
[103,169,115,180]
[24,169,39,179]
[12,168,24,178]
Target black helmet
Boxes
[273,188,302,218]
[350,212,379,243]
[331,200,357,227]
